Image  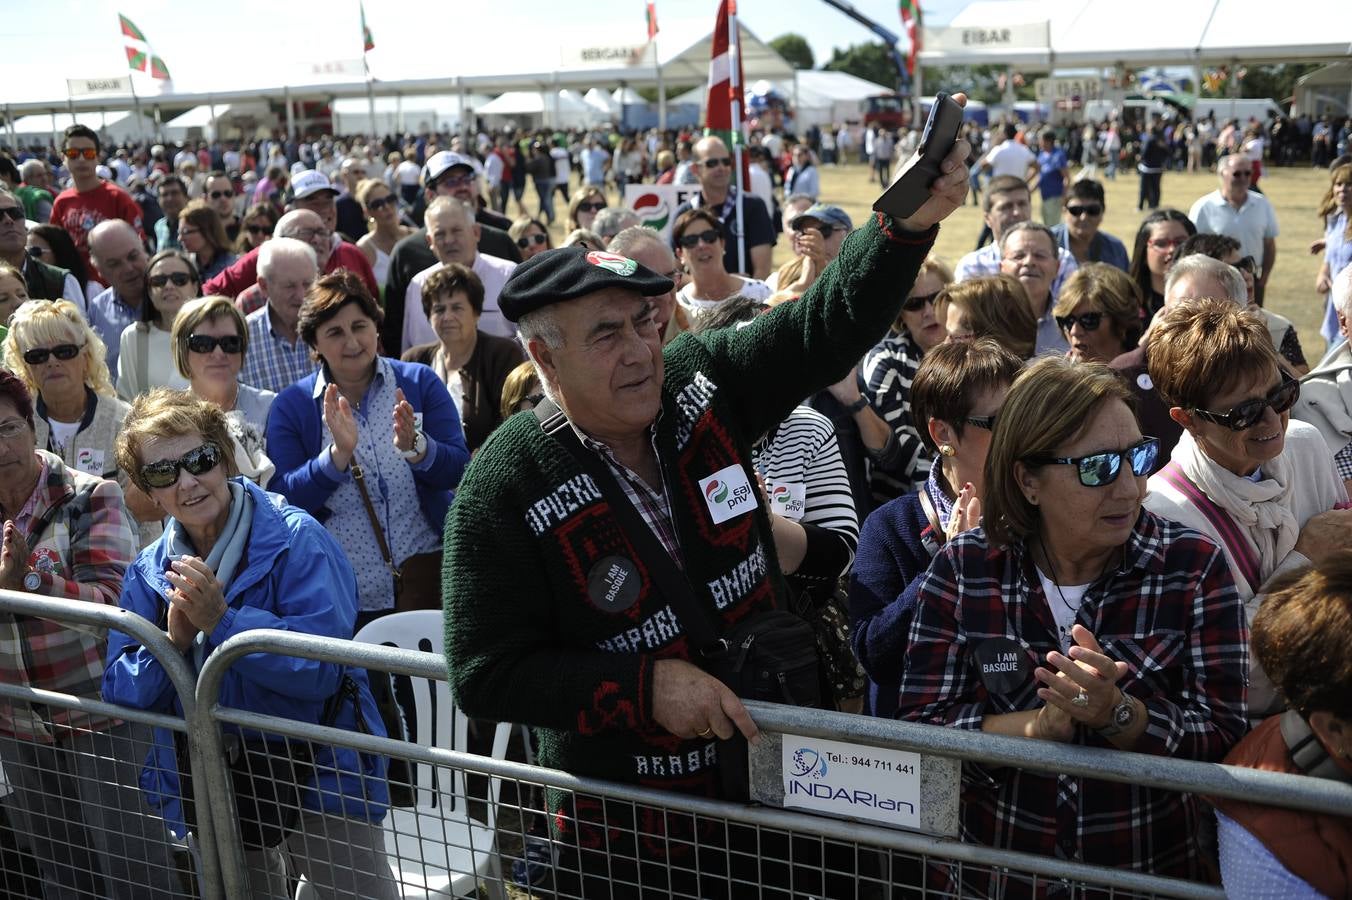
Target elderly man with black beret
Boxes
[443,101,972,896]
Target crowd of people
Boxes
[0,98,1349,899]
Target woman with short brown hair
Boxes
[1052,262,1142,363]
[176,200,237,282]
[936,275,1038,359]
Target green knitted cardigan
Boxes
[444,215,935,798]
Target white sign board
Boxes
[67,76,133,97]
[624,183,700,242]
[781,733,922,830]
[1035,77,1105,104]
[561,43,650,70]
[921,22,1049,54]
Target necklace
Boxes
[1039,542,1080,614]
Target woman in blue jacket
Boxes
[103,390,397,900]
[265,270,468,626]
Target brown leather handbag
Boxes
[351,462,443,611]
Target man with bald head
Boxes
[1111,253,1249,464]
[402,197,516,352]
[86,219,149,376]
[670,135,775,279]
[238,236,321,393]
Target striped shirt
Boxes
[860,329,931,503]
[752,405,859,562]
[239,304,319,395]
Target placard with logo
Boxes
[698,464,756,525]
[781,734,921,830]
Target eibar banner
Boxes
[920,21,1049,55]
[67,76,134,97]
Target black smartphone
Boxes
[873,92,965,221]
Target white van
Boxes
[1191,98,1284,124]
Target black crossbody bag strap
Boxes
[531,399,728,656]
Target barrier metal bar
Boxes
[198,629,1225,899]
[0,590,225,900]
[743,700,1352,818]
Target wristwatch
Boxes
[401,430,427,460]
[844,396,870,414]
[1097,690,1139,737]
[22,570,42,593]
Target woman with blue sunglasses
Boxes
[897,356,1248,893]
[1144,297,1350,721]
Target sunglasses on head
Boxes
[63,147,98,160]
[138,442,222,490]
[791,221,838,239]
[1026,437,1159,488]
[902,290,940,312]
[1055,311,1103,332]
[365,194,396,212]
[1233,255,1256,274]
[577,201,606,213]
[700,157,733,169]
[678,230,721,249]
[0,207,24,222]
[22,344,82,366]
[1192,373,1299,431]
[208,190,234,200]
[187,334,243,355]
[148,272,195,288]
[516,233,548,248]
[1066,204,1102,218]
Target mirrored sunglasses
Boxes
[1027,437,1159,487]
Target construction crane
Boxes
[818,0,911,94]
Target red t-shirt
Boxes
[203,240,378,299]
[49,181,145,277]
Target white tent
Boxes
[477,90,595,129]
[329,93,494,136]
[612,87,645,105]
[583,88,619,119]
[672,70,895,129]
[163,101,274,143]
[9,111,155,146]
[1294,63,1352,117]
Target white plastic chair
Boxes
[300,610,511,899]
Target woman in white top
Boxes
[117,250,196,401]
[1142,298,1351,718]
[171,296,277,485]
[672,208,771,321]
[355,178,413,294]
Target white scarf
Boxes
[1172,429,1299,578]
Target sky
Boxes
[2,0,971,104]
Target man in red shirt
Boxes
[49,124,145,276]
[202,170,377,299]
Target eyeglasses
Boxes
[435,173,476,189]
[1192,373,1299,431]
[1003,249,1055,264]
[22,344,82,365]
[677,230,721,249]
[149,272,195,288]
[0,419,29,441]
[138,442,222,490]
[1227,169,1253,179]
[208,190,234,200]
[902,290,940,312]
[1027,437,1160,487]
[1065,204,1102,218]
[177,227,199,238]
[288,227,331,243]
[365,194,396,212]
[63,147,98,160]
[0,207,24,222]
[245,223,272,236]
[964,414,998,430]
[576,202,606,213]
[516,233,548,248]
[1232,256,1256,274]
[1055,311,1104,332]
[187,334,244,355]
[26,245,48,258]
[1148,237,1186,250]
[791,221,839,239]
[699,157,733,169]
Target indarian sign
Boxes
[781,733,922,830]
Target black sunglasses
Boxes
[964,414,998,430]
[791,221,838,239]
[139,442,222,490]
[245,223,272,235]
[1065,204,1102,218]
[677,230,721,249]
[366,195,396,212]
[23,343,82,365]
[208,190,234,200]
[0,207,24,222]
[1233,256,1256,274]
[700,157,733,168]
[516,233,548,248]
[1027,437,1160,487]
[902,290,940,312]
[1193,373,1299,431]
[148,272,195,288]
[576,202,606,213]
[1055,312,1103,333]
[187,334,244,355]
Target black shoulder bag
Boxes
[533,400,822,798]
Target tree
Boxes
[822,42,900,91]
[769,33,814,70]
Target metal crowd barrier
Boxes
[6,592,1352,899]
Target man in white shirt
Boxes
[981,123,1038,181]
[954,176,1077,298]
[1188,153,1279,304]
[404,197,516,352]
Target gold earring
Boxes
[939,444,956,457]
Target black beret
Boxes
[499,246,674,322]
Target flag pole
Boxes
[361,1,377,142]
[728,0,746,276]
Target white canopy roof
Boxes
[584,88,620,116]
[9,111,155,144]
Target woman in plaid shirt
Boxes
[897,357,1248,895]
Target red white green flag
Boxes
[119,13,170,80]
[705,0,748,182]
[899,0,922,76]
[361,1,375,52]
[645,1,659,41]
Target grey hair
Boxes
[1335,265,1352,320]
[998,220,1057,254]
[562,228,604,250]
[18,159,45,182]
[1163,254,1247,308]
[425,196,475,227]
[592,208,640,241]
[516,305,565,404]
[607,225,668,258]
[257,237,317,281]
[273,208,320,239]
